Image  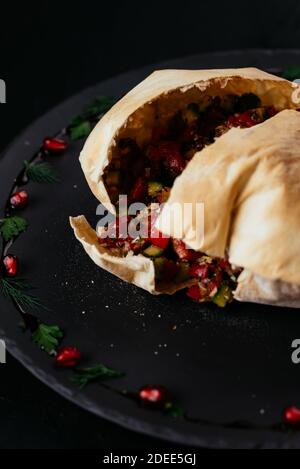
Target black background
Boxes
[1,0,300,449]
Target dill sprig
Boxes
[24,160,59,183]
[32,323,63,355]
[72,363,124,389]
[0,277,45,310]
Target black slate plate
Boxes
[1,50,300,449]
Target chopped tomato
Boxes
[172,239,201,261]
[187,285,202,301]
[147,217,170,249]
[228,111,256,128]
[189,263,210,279]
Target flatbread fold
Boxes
[156,110,300,306]
[70,215,195,295]
[71,68,300,307]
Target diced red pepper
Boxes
[147,217,170,249]
[130,177,147,202]
[149,233,170,250]
[189,263,210,279]
[187,285,202,301]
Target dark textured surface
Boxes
[1,1,300,449]
[1,51,300,448]
[2,0,300,152]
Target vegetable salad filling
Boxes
[100,93,278,307]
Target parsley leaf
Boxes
[0,216,28,241]
[69,121,92,140]
[84,96,116,119]
[32,324,63,354]
[69,96,116,141]
[282,66,300,81]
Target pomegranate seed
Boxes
[283,406,300,427]
[43,138,68,153]
[3,255,18,277]
[10,190,29,209]
[139,385,170,408]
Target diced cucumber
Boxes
[213,284,233,308]
[106,171,120,186]
[174,262,190,283]
[143,245,165,258]
[148,181,163,198]
[153,257,166,280]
